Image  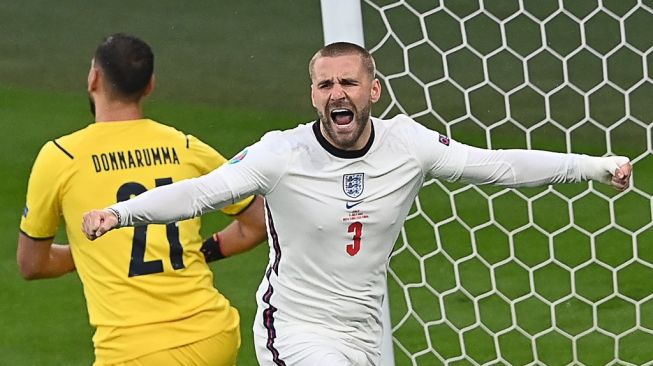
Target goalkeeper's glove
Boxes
[200,232,226,262]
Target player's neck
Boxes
[94,100,145,123]
[320,119,373,151]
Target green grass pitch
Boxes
[1,1,651,365]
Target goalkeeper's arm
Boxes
[202,195,267,262]
[17,234,76,280]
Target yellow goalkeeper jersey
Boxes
[20,119,253,363]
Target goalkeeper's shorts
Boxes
[94,326,240,366]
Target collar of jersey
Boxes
[91,118,151,126]
[312,120,375,159]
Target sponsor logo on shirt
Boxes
[346,200,364,209]
[439,134,450,146]
[343,173,364,198]
[229,149,248,164]
[23,206,29,218]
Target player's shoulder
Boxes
[262,121,314,139]
[373,114,430,141]
[139,119,191,144]
[374,114,421,131]
[142,120,220,161]
[27,132,81,178]
[37,124,95,162]
[34,140,75,165]
[372,115,454,157]
[258,121,315,151]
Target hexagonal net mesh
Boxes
[361,0,653,364]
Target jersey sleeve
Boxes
[112,131,290,227]
[186,134,254,216]
[217,130,290,196]
[19,141,70,239]
[398,116,468,181]
[403,117,615,187]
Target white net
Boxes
[361,0,653,364]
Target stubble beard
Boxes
[318,102,372,150]
[88,94,96,117]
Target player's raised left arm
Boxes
[17,233,75,280]
[433,140,632,191]
[406,117,632,192]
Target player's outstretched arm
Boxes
[82,209,119,240]
[201,195,267,262]
[17,234,75,279]
[450,142,633,191]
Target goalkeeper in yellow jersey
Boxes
[17,33,267,366]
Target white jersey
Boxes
[111,115,627,365]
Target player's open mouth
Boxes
[330,108,354,125]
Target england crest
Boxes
[343,173,364,198]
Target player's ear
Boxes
[310,83,318,108]
[143,74,156,97]
[87,59,100,93]
[370,78,381,103]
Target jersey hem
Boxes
[19,229,55,241]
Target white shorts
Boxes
[253,322,371,366]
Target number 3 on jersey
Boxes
[117,177,184,277]
[347,222,363,256]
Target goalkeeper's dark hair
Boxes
[94,33,154,102]
[309,42,376,81]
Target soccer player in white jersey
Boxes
[82,42,632,366]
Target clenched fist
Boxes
[82,209,119,240]
[611,161,632,191]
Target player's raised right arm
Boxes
[82,168,257,240]
[81,135,288,240]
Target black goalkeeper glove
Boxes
[200,233,226,262]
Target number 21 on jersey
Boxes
[117,177,184,277]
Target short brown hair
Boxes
[309,42,376,81]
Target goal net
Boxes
[359,1,653,365]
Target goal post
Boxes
[320,0,365,47]
[324,0,653,365]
